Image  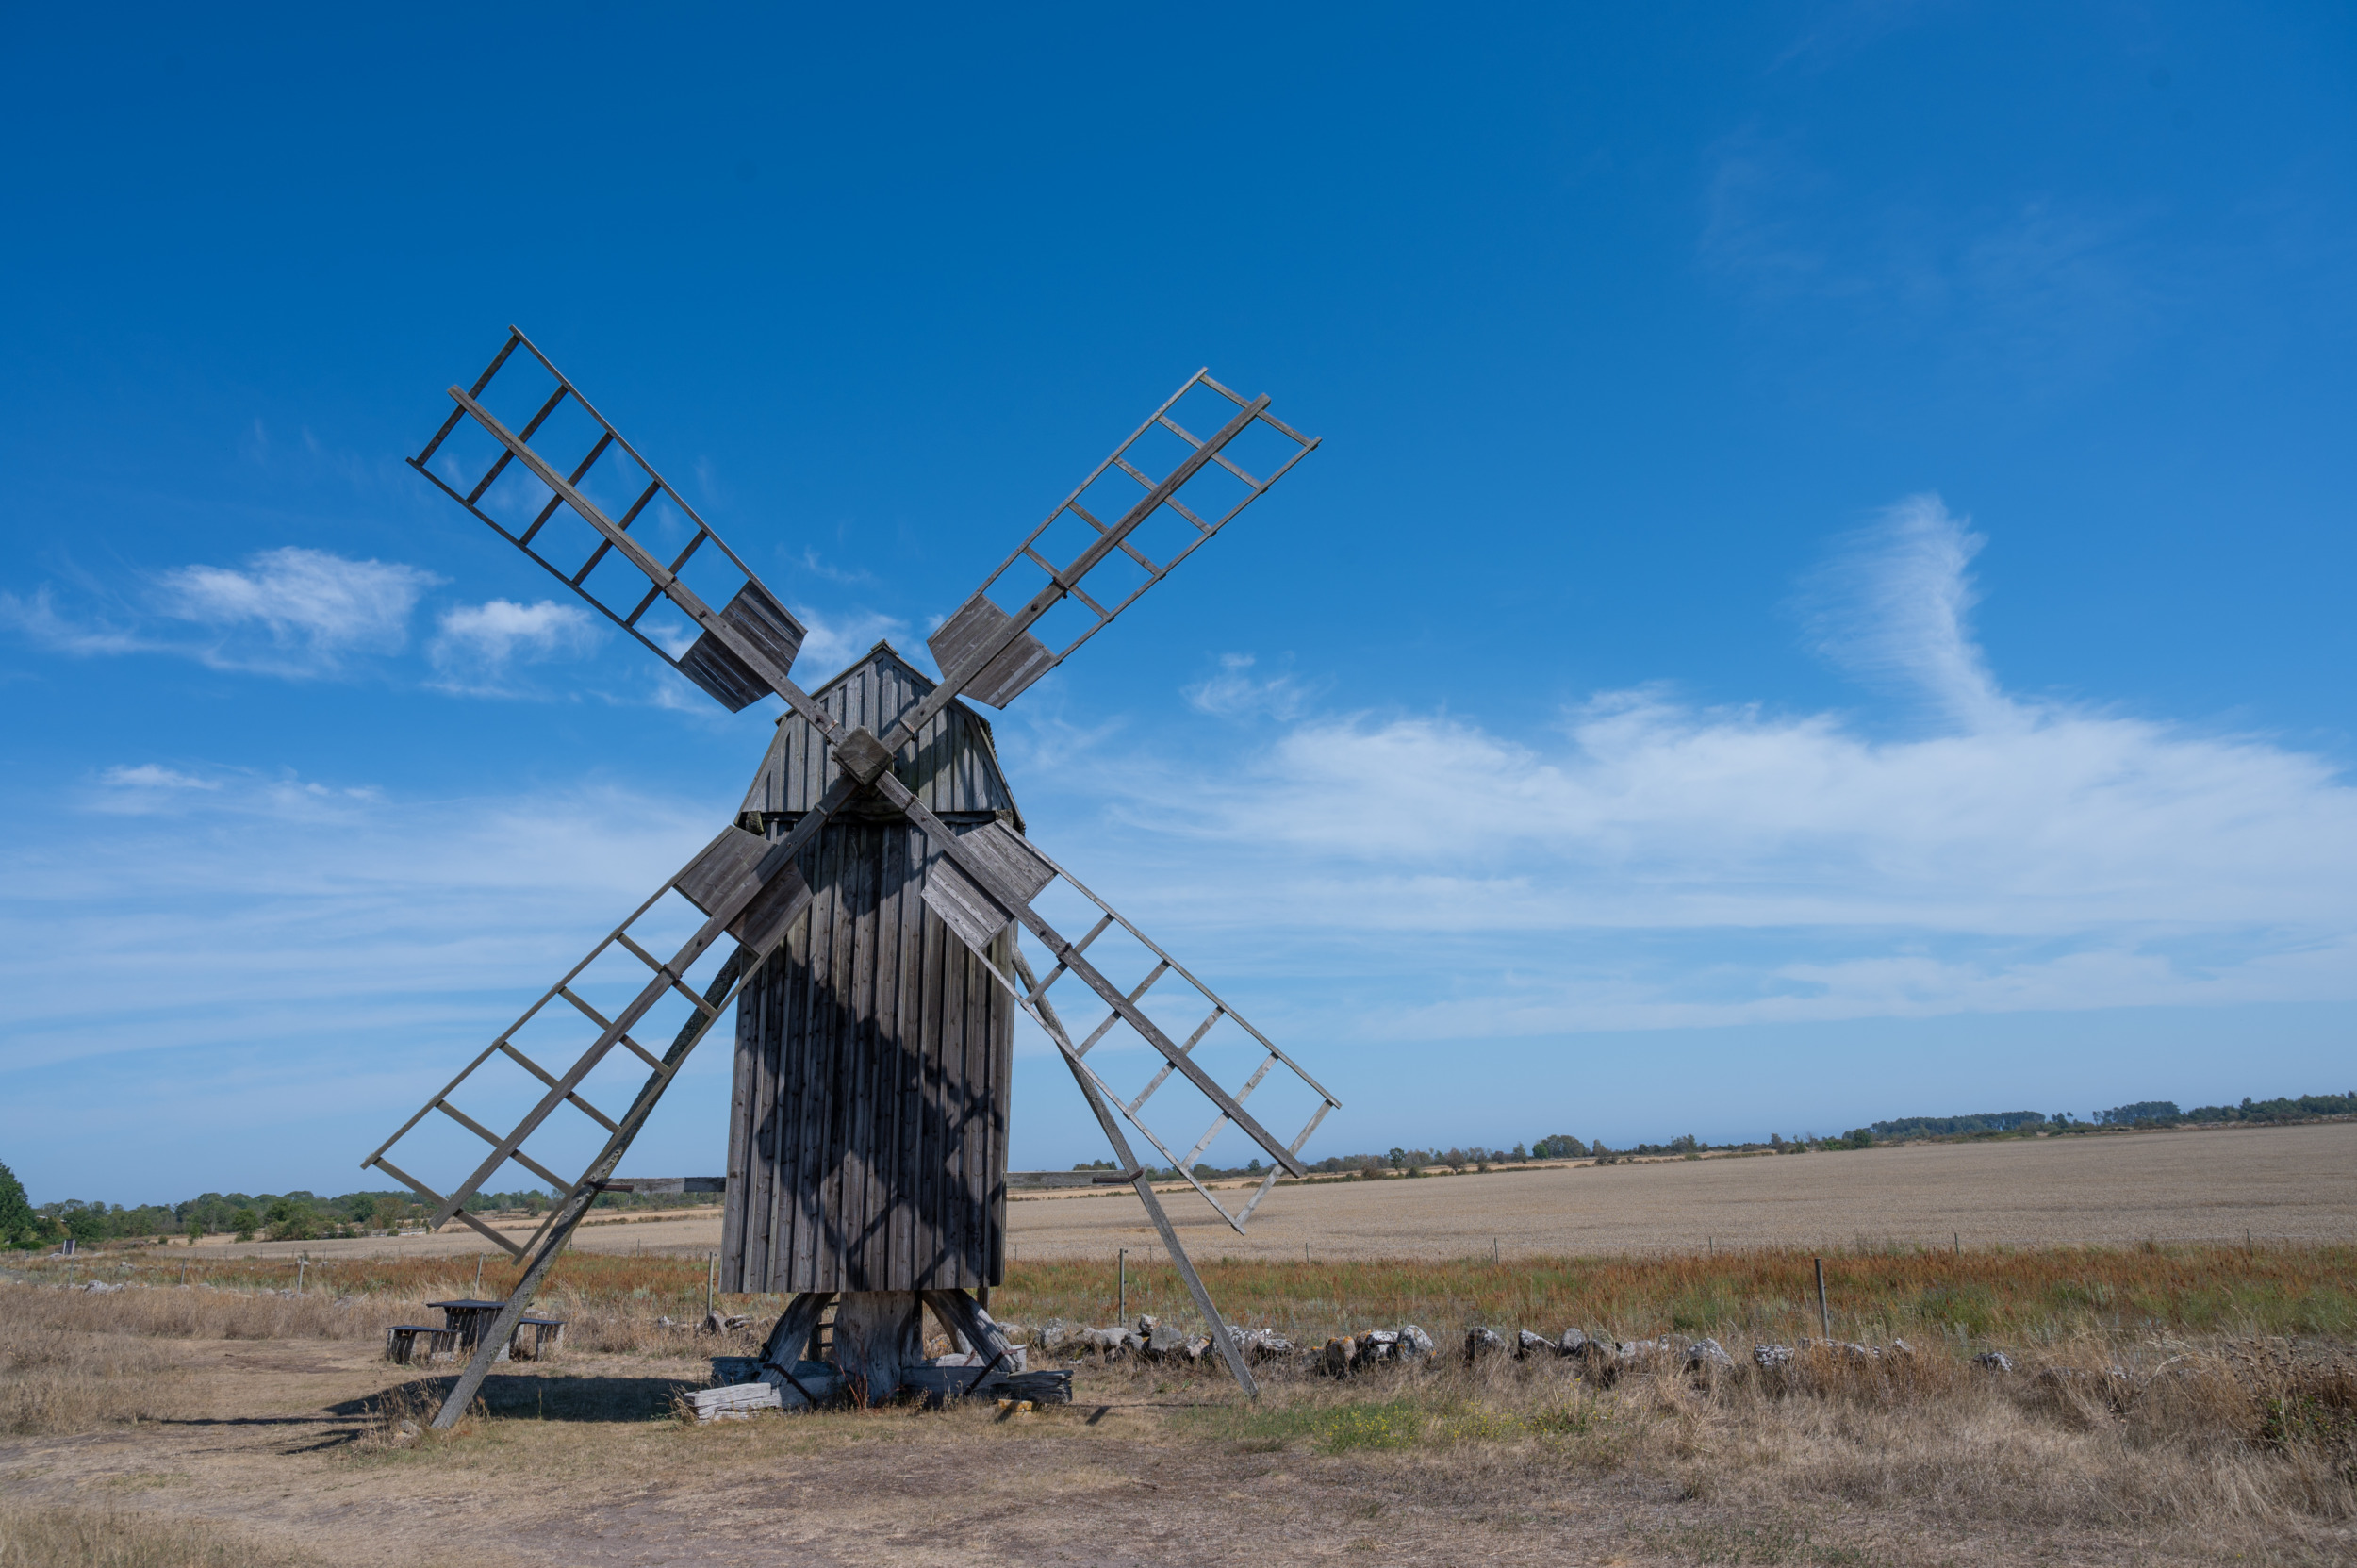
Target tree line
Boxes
[0,1162,717,1251]
[1099,1083,2357,1184]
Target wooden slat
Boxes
[988,925,1014,1284]
[612,931,674,977]
[809,828,849,1291]
[1030,914,1114,999]
[719,954,754,1292]
[369,1156,450,1213]
[768,846,804,1294]
[413,334,518,465]
[450,1205,527,1260]
[496,1043,618,1132]
[1123,1004,1228,1117]
[464,384,568,503]
[885,823,919,1291]
[430,1101,569,1193]
[557,988,665,1072]
[846,822,879,1289]
[519,432,616,548]
[915,847,949,1284]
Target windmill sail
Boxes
[408,328,804,712]
[919,833,1340,1231]
[359,825,811,1264]
[926,369,1318,710]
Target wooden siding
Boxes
[739,641,1019,825]
[719,816,1014,1293]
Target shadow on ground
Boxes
[329,1371,703,1424]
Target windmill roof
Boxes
[739,640,1022,827]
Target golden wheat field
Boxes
[193,1120,2357,1267]
[1009,1121,2357,1263]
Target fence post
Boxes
[1815,1257,1831,1340]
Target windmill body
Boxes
[365,328,1341,1426]
[723,642,1020,1297]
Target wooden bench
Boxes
[384,1325,459,1364]
[510,1317,566,1361]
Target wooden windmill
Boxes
[364,329,1340,1428]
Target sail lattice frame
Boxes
[957,843,1340,1233]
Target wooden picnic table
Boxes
[425,1299,565,1362]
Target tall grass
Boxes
[11,1241,2351,1355]
[0,1326,186,1435]
[989,1244,2357,1346]
[1148,1335,2357,1544]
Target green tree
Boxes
[183,1214,205,1245]
[0,1161,32,1247]
[269,1205,319,1243]
[232,1208,258,1242]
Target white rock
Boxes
[1684,1338,1735,1372]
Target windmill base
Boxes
[756,1288,1020,1407]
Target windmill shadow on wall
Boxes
[362,328,1341,1428]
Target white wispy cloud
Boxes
[791,604,908,680]
[1799,494,2007,728]
[157,547,438,671]
[1184,652,1311,721]
[5,547,441,679]
[100,765,221,792]
[1023,497,2357,1039]
[426,598,602,695]
[0,586,155,657]
[3,768,721,1073]
[86,763,382,819]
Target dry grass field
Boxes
[1008,1121,2357,1263]
[6,1123,2351,1566]
[189,1120,2357,1269]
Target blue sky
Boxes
[4,4,2353,1205]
